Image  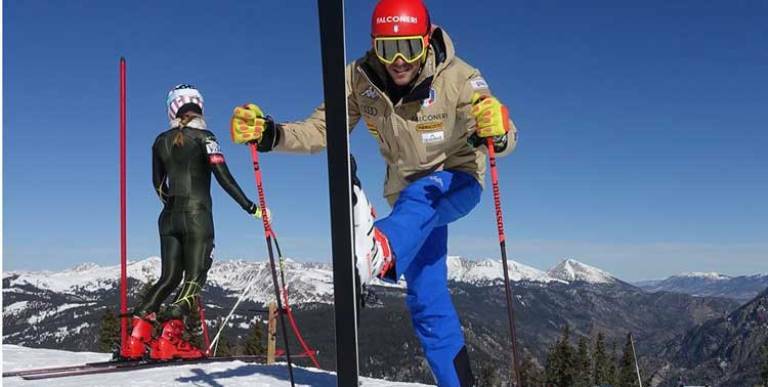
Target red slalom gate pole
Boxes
[119,57,129,356]
[486,138,523,386]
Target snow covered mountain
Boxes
[677,272,732,280]
[2,345,434,386]
[3,257,743,386]
[636,271,768,301]
[4,256,569,306]
[446,256,564,284]
[0,255,574,356]
[4,257,336,306]
[546,258,618,284]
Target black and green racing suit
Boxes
[134,126,255,318]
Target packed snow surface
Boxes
[2,345,434,386]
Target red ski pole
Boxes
[486,137,523,386]
[119,57,129,357]
[247,144,320,369]
[270,237,321,368]
[248,143,296,386]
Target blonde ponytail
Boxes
[172,113,198,147]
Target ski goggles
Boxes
[373,35,428,65]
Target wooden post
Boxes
[267,301,277,364]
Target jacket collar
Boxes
[358,26,456,104]
[169,116,207,130]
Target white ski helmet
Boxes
[166,84,204,121]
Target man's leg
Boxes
[378,171,481,386]
[376,170,481,279]
[404,226,474,387]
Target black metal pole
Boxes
[316,0,360,385]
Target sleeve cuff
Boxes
[256,120,280,152]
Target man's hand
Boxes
[471,93,510,138]
[231,104,271,144]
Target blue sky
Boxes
[4,1,767,280]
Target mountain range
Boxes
[3,257,766,386]
[636,272,768,302]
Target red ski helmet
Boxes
[371,0,431,38]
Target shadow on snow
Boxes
[175,364,337,387]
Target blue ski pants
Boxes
[376,170,482,387]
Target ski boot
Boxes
[151,319,204,360]
[352,180,395,285]
[122,313,156,359]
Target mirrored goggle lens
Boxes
[375,37,424,63]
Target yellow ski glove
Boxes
[471,93,510,138]
[247,203,272,224]
[231,104,270,144]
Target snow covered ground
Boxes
[2,345,434,387]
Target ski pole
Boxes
[248,143,295,386]
[207,276,256,354]
[630,333,644,387]
[271,236,321,368]
[486,137,523,386]
[204,169,319,367]
[249,146,319,368]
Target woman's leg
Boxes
[125,220,186,358]
[169,211,214,318]
[133,233,184,315]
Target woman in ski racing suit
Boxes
[230,1,517,385]
[125,84,260,360]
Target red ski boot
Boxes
[122,314,156,359]
[151,319,204,360]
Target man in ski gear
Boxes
[231,0,516,385]
[126,84,260,360]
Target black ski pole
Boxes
[486,137,523,386]
[248,143,295,387]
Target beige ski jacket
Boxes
[276,27,517,204]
